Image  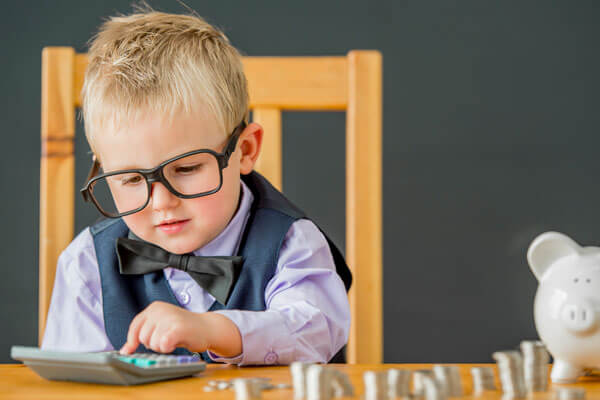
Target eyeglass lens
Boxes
[89,152,221,216]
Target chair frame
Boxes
[39,47,382,364]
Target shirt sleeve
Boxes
[210,219,350,365]
[41,228,114,352]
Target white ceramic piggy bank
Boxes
[528,231,600,383]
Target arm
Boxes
[41,228,114,352]
[210,219,350,365]
[119,302,242,356]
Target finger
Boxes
[138,320,156,349]
[120,313,147,354]
[159,335,176,354]
[149,327,165,353]
[158,327,180,354]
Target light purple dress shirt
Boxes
[41,181,350,365]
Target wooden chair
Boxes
[39,48,382,364]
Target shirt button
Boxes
[179,291,191,305]
[264,351,278,365]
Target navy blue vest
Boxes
[91,172,351,360]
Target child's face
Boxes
[94,109,246,254]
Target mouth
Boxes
[156,219,190,234]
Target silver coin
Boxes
[471,366,496,394]
[388,368,411,398]
[306,364,334,400]
[554,387,586,400]
[363,370,388,400]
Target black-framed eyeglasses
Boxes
[81,121,247,218]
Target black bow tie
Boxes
[116,237,243,305]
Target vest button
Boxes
[179,291,191,305]
[264,351,278,365]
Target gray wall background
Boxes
[1,0,599,363]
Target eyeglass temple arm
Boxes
[81,157,101,201]
[222,121,247,167]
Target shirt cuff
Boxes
[209,309,295,366]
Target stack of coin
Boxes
[420,373,446,400]
[433,365,462,397]
[492,351,527,398]
[471,366,496,394]
[306,365,334,400]
[363,371,388,400]
[387,369,411,398]
[291,362,311,399]
[520,340,550,393]
[330,370,354,397]
[413,370,436,398]
[233,378,263,400]
[554,387,586,400]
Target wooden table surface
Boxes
[1,363,600,399]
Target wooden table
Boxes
[1,363,599,399]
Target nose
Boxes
[150,182,180,211]
[560,297,597,334]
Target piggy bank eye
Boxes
[586,278,591,283]
[574,278,579,283]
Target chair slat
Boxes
[252,108,282,191]
[39,47,76,343]
[346,51,383,364]
[74,56,348,110]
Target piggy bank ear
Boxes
[527,231,580,281]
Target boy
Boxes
[41,9,352,365]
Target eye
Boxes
[175,164,203,174]
[574,278,579,283]
[120,175,143,185]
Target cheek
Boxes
[122,209,153,237]
[187,182,238,222]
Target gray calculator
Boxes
[11,346,206,385]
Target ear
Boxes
[237,122,263,175]
[527,231,580,281]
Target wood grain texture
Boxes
[252,108,282,190]
[346,51,383,364]
[1,363,597,399]
[39,47,75,344]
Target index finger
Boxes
[119,312,147,354]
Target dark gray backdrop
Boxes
[1,0,599,363]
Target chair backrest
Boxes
[39,48,382,364]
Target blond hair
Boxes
[81,9,248,153]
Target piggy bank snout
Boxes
[560,298,597,334]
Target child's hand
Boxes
[119,301,242,357]
[119,301,206,354]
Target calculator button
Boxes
[133,358,157,368]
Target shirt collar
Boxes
[164,179,254,279]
